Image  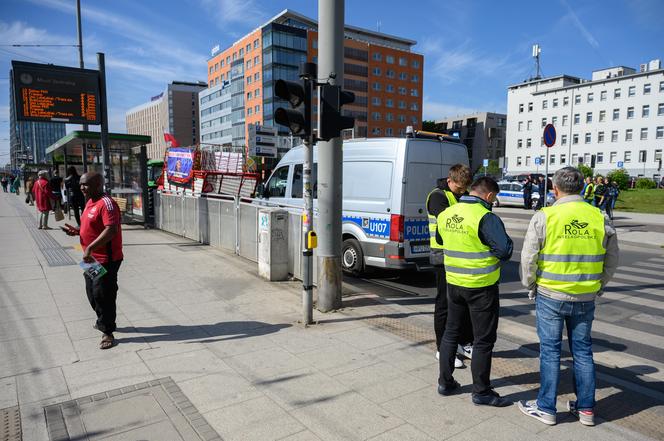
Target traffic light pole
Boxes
[317,0,344,312]
[302,133,314,325]
[97,52,111,192]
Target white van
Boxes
[259,134,469,274]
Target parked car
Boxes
[495,181,554,208]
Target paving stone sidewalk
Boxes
[0,192,655,441]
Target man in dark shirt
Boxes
[49,169,63,211]
[523,178,533,209]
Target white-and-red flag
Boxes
[164,132,180,147]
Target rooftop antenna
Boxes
[377,20,381,32]
[532,44,542,80]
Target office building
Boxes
[506,59,664,179]
[202,9,423,150]
[126,81,207,159]
[435,112,506,172]
[9,73,65,168]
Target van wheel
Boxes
[342,238,364,276]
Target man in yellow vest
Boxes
[426,164,473,368]
[518,167,618,426]
[437,177,513,407]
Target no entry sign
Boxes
[543,123,556,148]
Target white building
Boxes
[506,60,664,179]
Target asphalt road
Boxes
[342,213,664,376]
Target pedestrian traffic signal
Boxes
[318,85,355,141]
[274,79,311,138]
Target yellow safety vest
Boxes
[438,202,500,288]
[537,201,606,294]
[426,188,457,251]
[583,183,595,200]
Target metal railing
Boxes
[155,192,316,278]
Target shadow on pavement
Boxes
[115,321,291,344]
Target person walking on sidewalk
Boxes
[26,176,35,205]
[582,176,594,204]
[426,164,475,368]
[518,166,618,426]
[11,175,21,196]
[1,176,8,192]
[49,169,63,212]
[436,177,513,407]
[593,176,606,210]
[63,172,123,350]
[65,166,85,226]
[33,171,54,230]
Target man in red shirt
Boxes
[64,172,123,350]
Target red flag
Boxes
[164,132,180,147]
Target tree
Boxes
[476,160,502,178]
[636,177,656,189]
[606,168,630,190]
[578,164,593,178]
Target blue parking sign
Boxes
[617,161,624,168]
[483,159,489,167]
[535,157,541,165]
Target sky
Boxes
[1,0,663,162]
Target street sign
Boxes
[617,161,624,168]
[11,60,101,125]
[543,123,556,147]
[535,157,541,165]
[248,124,278,158]
[483,159,489,167]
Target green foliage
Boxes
[606,169,630,190]
[635,178,657,189]
[578,164,593,178]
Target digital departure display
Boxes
[12,60,101,125]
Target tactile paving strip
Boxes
[0,406,21,441]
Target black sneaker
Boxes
[472,389,511,407]
[437,380,461,396]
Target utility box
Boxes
[258,208,289,281]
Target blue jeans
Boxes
[536,294,596,415]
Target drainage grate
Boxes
[0,406,21,441]
[44,378,221,441]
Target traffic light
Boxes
[590,154,596,168]
[318,85,355,141]
[274,79,311,138]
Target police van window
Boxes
[510,183,522,192]
[499,183,511,191]
[343,161,392,200]
[291,163,318,198]
[266,166,289,197]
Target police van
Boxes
[258,131,469,274]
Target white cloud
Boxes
[560,0,600,49]
[200,0,269,28]
[422,97,476,121]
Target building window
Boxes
[373,52,382,61]
[410,88,418,97]
[226,56,230,64]
[239,48,244,57]
[528,102,533,112]
[372,82,381,91]
[386,127,394,136]
[660,81,664,93]
[372,112,381,121]
[247,107,253,116]
[552,116,558,126]
[573,134,579,144]
[611,130,618,142]
[610,151,617,163]
[641,128,648,140]
[599,110,606,122]
[398,86,407,95]
[527,120,532,130]
[542,100,548,109]
[247,76,252,84]
[598,131,604,143]
[386,55,394,64]
[587,92,594,103]
[560,153,566,164]
[563,96,569,106]
[255,105,260,113]
[411,74,419,83]
[639,150,647,162]
[628,86,636,97]
[373,67,381,76]
[585,133,591,143]
[519,104,524,113]
[586,112,592,123]
[517,156,522,166]
[562,115,568,126]
[386,84,394,93]
[600,90,607,101]
[399,57,407,66]
[399,114,406,122]
[386,69,395,78]
[644,83,652,94]
[517,139,523,148]
[549,154,555,164]
[518,121,523,132]
[221,59,225,67]
[541,117,547,128]
[625,129,633,141]
[412,59,420,68]
[410,102,419,111]
[655,149,662,161]
[561,134,567,145]
[527,138,532,148]
[246,60,251,69]
[247,91,252,100]
[584,153,591,164]
[372,97,381,106]
[246,43,251,53]
[553,98,558,108]
[386,112,394,122]
[255,89,260,97]
[398,72,407,80]
[614,88,621,99]
[643,105,650,117]
[254,56,259,65]
[657,126,664,139]
[571,153,578,164]
[254,72,259,81]
[659,103,664,115]
[386,99,394,108]
[411,116,418,125]
[398,100,406,109]
[627,106,634,119]
[573,114,580,125]
[525,156,532,166]
[613,108,620,120]
[597,152,604,163]
[575,95,581,104]
[624,151,632,162]
[254,39,259,49]
[371,127,381,135]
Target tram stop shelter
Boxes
[45,131,152,225]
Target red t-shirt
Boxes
[80,195,123,263]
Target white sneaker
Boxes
[436,351,464,368]
[458,344,473,359]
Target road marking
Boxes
[620,266,664,277]
[648,257,664,264]
[629,313,664,327]
[611,272,664,285]
[636,262,664,270]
